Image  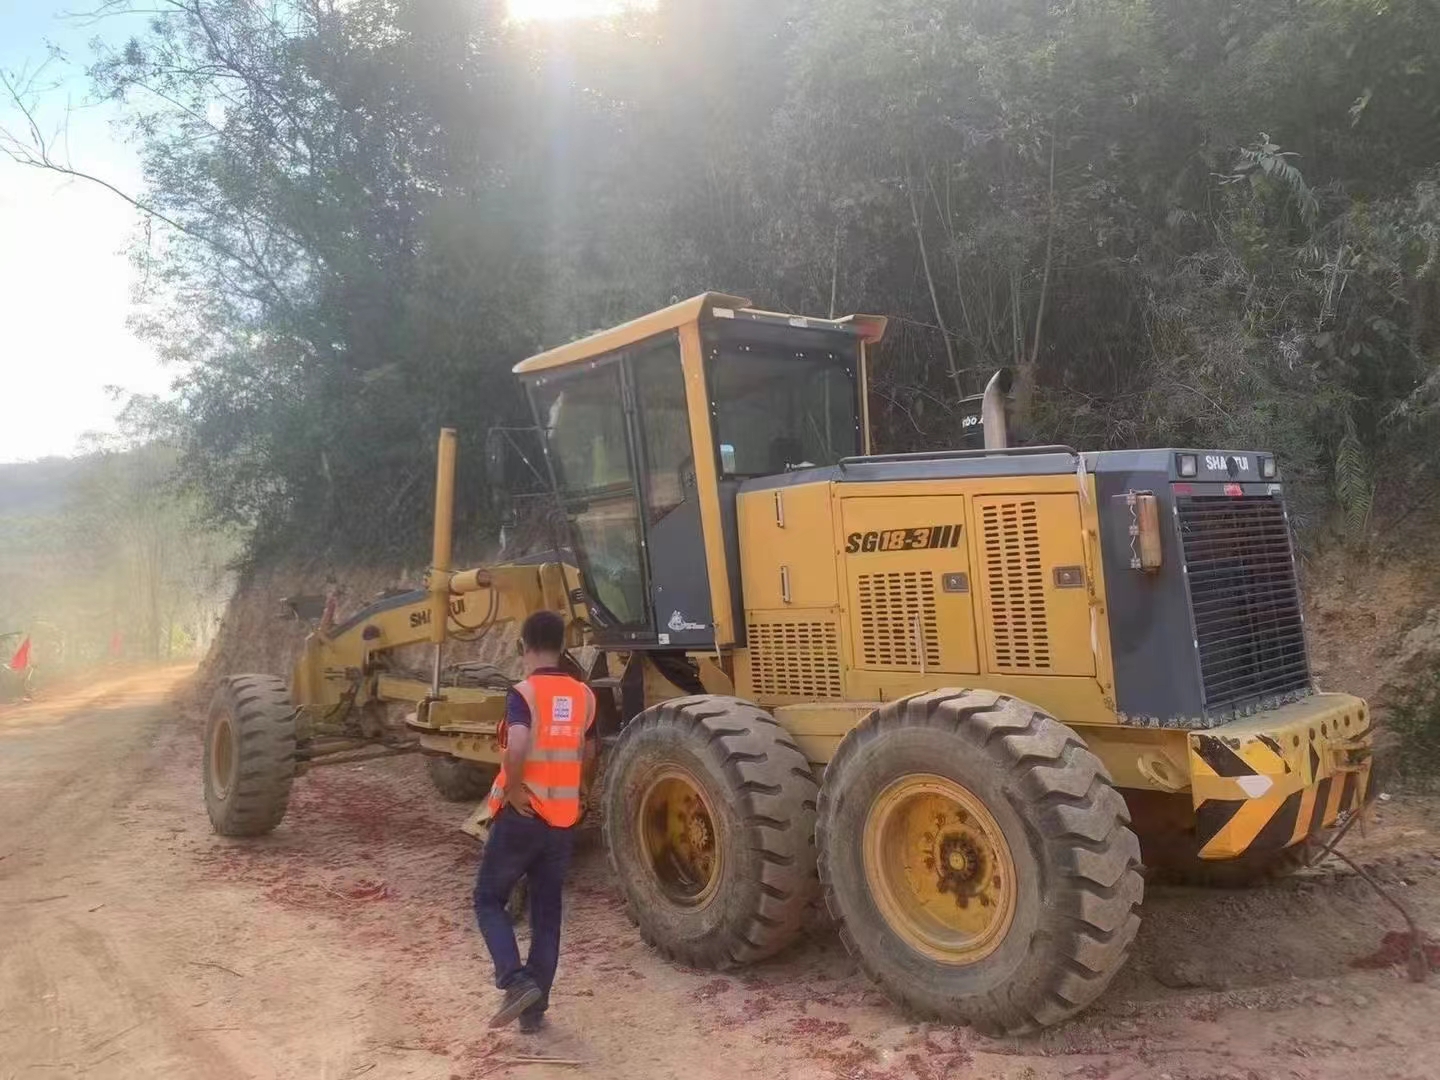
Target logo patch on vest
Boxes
[552,695,574,723]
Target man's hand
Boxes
[504,781,537,817]
[499,720,535,816]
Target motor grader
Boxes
[204,293,1374,1034]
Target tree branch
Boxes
[1,73,297,312]
[187,0,317,168]
[906,165,964,400]
[1028,125,1058,371]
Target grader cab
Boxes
[204,293,1374,1034]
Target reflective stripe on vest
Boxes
[486,672,592,827]
[526,746,585,763]
[525,784,581,799]
[490,780,580,799]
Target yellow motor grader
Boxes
[204,293,1375,1034]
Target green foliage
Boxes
[0,437,239,672]
[12,0,1435,561]
[1222,135,1320,227]
[1335,415,1374,543]
[1382,672,1440,792]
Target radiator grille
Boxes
[856,572,941,669]
[981,500,1052,671]
[1176,494,1310,714]
[747,619,843,699]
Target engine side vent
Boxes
[856,572,941,670]
[747,618,843,699]
[981,500,1052,671]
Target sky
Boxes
[0,1,172,463]
[0,0,649,464]
[509,0,652,17]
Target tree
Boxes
[4,0,1438,554]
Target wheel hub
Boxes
[209,715,236,799]
[936,833,986,902]
[685,810,711,852]
[863,775,1017,965]
[638,768,722,907]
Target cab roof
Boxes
[511,291,887,377]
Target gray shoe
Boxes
[517,1009,546,1034]
[488,979,542,1029]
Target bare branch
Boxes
[187,0,316,167]
[1027,125,1057,372]
[0,69,297,311]
[906,163,964,401]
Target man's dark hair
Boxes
[520,610,566,655]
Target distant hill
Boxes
[0,457,92,518]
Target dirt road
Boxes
[3,668,1439,1080]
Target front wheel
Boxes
[426,756,498,802]
[601,695,819,968]
[204,675,297,837]
[817,690,1143,1036]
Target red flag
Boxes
[8,636,31,671]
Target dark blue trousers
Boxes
[473,808,576,1014]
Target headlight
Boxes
[1260,456,1277,479]
[1177,453,1198,478]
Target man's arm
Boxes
[500,684,537,816]
[502,722,535,814]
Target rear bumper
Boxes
[1188,693,1373,859]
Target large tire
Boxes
[426,756,498,802]
[817,690,1143,1036]
[601,695,819,968]
[204,675,297,837]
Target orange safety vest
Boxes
[487,673,594,827]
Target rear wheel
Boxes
[426,756,498,802]
[817,690,1143,1036]
[204,675,297,837]
[602,695,819,968]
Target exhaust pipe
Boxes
[982,369,1013,451]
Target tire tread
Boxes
[204,675,297,837]
[602,695,819,969]
[816,690,1143,1036]
[425,756,499,801]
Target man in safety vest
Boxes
[473,610,597,1032]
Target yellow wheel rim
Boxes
[863,774,1017,965]
[210,715,236,799]
[638,767,722,907]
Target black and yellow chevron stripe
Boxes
[1187,697,1372,860]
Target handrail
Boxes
[838,444,1078,469]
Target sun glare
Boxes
[506,0,655,23]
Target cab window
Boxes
[631,337,693,524]
[709,347,859,477]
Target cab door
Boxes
[630,337,714,648]
[527,333,713,649]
